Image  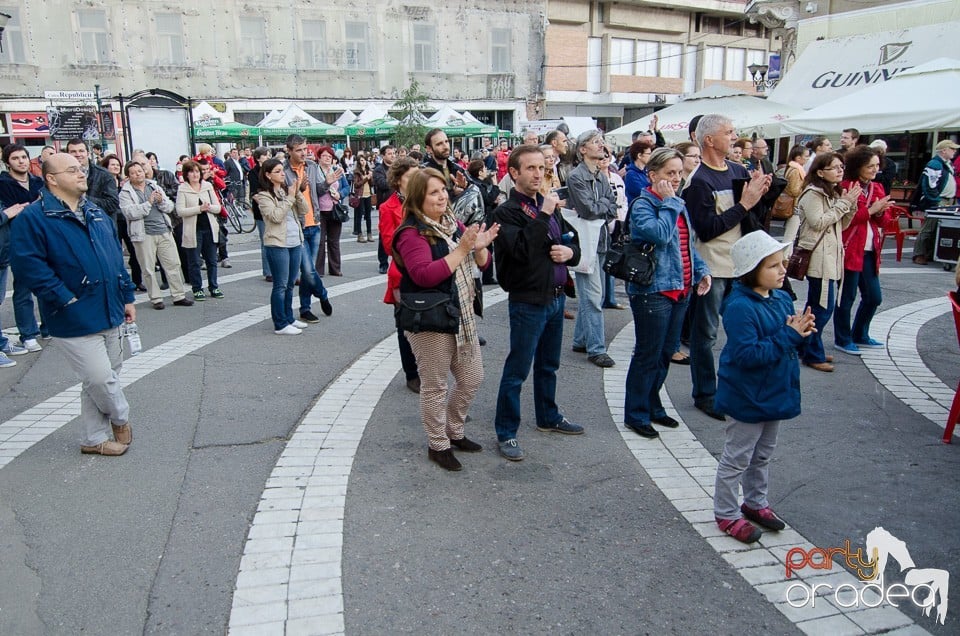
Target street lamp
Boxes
[0,12,11,54]
[748,63,777,92]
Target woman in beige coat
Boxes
[253,158,311,335]
[176,160,223,301]
[795,152,860,372]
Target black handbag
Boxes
[331,202,350,223]
[394,290,461,334]
[603,236,657,286]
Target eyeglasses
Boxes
[49,166,83,175]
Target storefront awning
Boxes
[769,21,959,110]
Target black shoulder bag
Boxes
[603,201,657,286]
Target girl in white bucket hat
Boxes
[712,231,816,543]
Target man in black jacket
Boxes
[372,145,396,274]
[492,145,583,462]
[66,138,120,222]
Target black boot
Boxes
[428,448,462,471]
[450,437,482,452]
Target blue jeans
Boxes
[256,219,269,276]
[299,226,328,314]
[572,256,606,356]
[0,266,9,350]
[602,271,618,307]
[625,293,688,425]
[834,257,882,346]
[13,275,40,341]
[188,227,219,292]
[495,296,565,442]
[689,277,732,403]
[803,277,836,364]
[265,245,302,330]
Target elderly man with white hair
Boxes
[681,114,771,420]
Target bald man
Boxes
[11,153,137,456]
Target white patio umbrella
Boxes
[606,84,801,146]
[781,58,960,134]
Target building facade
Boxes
[543,0,776,131]
[0,0,547,148]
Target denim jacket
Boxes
[626,188,709,296]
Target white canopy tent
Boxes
[255,109,282,128]
[781,58,960,135]
[606,85,800,146]
[267,104,325,128]
[192,101,232,124]
[354,104,390,124]
[333,109,357,127]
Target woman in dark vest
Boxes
[392,168,499,471]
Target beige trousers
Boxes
[134,232,187,304]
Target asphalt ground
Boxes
[0,224,957,635]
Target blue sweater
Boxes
[11,189,135,338]
[624,162,650,206]
[715,283,805,423]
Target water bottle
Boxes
[123,322,142,356]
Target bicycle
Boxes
[220,184,257,234]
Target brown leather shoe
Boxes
[563,310,575,320]
[804,361,835,373]
[912,255,929,265]
[112,422,132,445]
[81,441,129,456]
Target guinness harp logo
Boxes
[878,41,911,66]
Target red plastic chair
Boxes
[881,205,924,262]
[943,291,960,443]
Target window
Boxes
[747,49,766,68]
[697,15,722,34]
[154,13,185,65]
[0,7,25,64]
[635,40,658,77]
[723,19,742,36]
[412,24,436,71]
[344,21,370,70]
[610,38,633,76]
[240,16,267,65]
[744,21,765,39]
[660,43,682,78]
[300,19,326,69]
[491,28,510,73]
[725,47,746,81]
[77,9,111,64]
[704,46,724,80]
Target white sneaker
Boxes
[274,325,302,335]
[22,338,42,352]
[292,319,308,329]
[0,352,15,368]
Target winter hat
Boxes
[731,231,791,278]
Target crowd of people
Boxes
[1,119,958,545]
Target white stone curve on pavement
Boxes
[0,272,387,469]
[859,297,955,434]
[226,288,509,636]
[601,322,929,636]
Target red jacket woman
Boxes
[839,179,892,272]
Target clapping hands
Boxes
[787,306,817,337]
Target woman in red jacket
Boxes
[379,157,421,393]
[834,146,894,354]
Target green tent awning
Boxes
[192,121,261,141]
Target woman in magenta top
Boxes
[834,145,894,354]
[392,168,499,472]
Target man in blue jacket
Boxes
[11,153,136,456]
